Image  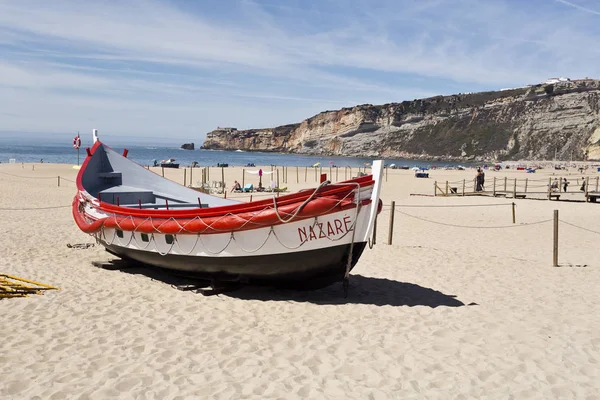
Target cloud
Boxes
[556,0,600,16]
[0,0,599,141]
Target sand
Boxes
[1,161,600,399]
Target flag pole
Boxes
[77,132,80,166]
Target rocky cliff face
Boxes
[181,143,195,150]
[203,80,600,161]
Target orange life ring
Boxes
[73,136,81,149]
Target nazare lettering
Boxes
[297,216,353,242]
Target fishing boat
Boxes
[72,131,384,289]
[160,158,179,168]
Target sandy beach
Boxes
[1,161,600,399]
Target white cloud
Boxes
[0,0,599,139]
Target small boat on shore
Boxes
[72,131,383,289]
[160,158,179,168]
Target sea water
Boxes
[0,135,467,169]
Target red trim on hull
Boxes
[73,196,373,235]
[73,141,378,236]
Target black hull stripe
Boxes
[104,242,367,287]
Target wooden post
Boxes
[57,176,60,187]
[434,180,437,196]
[513,178,517,198]
[183,168,187,186]
[596,176,599,192]
[553,209,559,267]
[221,167,225,191]
[493,177,496,197]
[504,176,507,192]
[330,166,332,179]
[336,166,339,182]
[445,181,449,196]
[385,166,388,182]
[547,178,552,200]
[242,169,245,187]
[224,191,227,199]
[276,169,280,189]
[585,177,590,196]
[512,202,516,224]
[296,166,299,184]
[559,176,562,192]
[207,166,210,181]
[305,167,307,182]
[462,179,465,196]
[387,201,395,245]
[524,178,528,193]
[161,166,164,177]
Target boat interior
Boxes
[81,144,240,210]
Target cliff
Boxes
[203,79,600,161]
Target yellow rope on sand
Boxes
[0,274,59,299]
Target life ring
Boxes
[73,136,81,149]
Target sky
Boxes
[1,0,600,144]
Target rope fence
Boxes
[0,171,77,187]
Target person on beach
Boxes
[551,178,559,191]
[475,168,484,191]
[480,168,485,191]
[563,178,569,192]
[231,180,241,192]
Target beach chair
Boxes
[242,184,254,193]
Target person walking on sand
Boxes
[475,168,483,192]
[480,168,485,191]
[563,178,569,192]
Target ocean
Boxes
[0,135,467,169]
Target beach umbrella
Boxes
[411,166,420,171]
[313,162,321,167]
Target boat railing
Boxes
[130,202,209,210]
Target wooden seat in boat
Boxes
[99,185,155,205]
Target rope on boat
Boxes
[272,180,330,223]
[92,183,366,257]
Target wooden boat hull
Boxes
[105,241,366,288]
[73,139,384,288]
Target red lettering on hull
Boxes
[297,216,352,242]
